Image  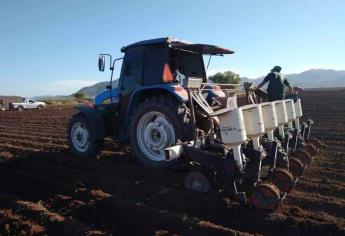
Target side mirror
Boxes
[106,85,112,90]
[98,55,105,72]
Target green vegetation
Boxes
[208,71,241,84]
[73,92,86,99]
[38,97,93,106]
[40,99,53,105]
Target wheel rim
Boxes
[71,122,90,152]
[185,171,210,193]
[137,111,175,161]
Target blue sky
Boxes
[0,0,344,97]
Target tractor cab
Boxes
[96,37,234,108]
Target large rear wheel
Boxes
[130,96,191,167]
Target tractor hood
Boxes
[121,37,234,55]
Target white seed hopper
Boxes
[216,107,247,171]
[241,104,265,150]
[261,102,279,141]
[294,98,303,129]
[285,99,297,129]
[274,100,288,137]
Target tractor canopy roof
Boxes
[121,37,234,55]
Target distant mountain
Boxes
[33,95,73,101]
[27,69,343,101]
[76,80,119,98]
[2,69,344,102]
[286,69,345,88]
[241,69,345,89]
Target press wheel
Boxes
[305,143,317,156]
[292,149,312,166]
[268,168,295,193]
[289,157,304,178]
[250,183,281,210]
[307,138,323,150]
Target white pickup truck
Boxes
[9,98,46,111]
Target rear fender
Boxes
[74,106,108,139]
[125,84,188,124]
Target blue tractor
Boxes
[68,37,231,166]
[68,37,321,210]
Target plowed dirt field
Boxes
[0,90,344,236]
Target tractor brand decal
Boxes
[221,126,236,132]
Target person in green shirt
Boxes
[256,66,294,101]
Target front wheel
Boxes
[130,96,191,167]
[68,114,103,158]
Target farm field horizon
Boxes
[0,89,344,235]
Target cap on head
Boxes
[271,66,282,72]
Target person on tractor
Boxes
[256,66,294,101]
[169,56,185,84]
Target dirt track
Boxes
[0,90,344,236]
